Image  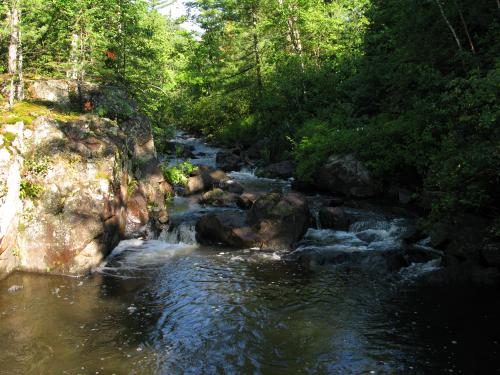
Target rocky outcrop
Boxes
[315,155,378,198]
[255,161,295,179]
[418,215,500,285]
[0,122,25,277]
[0,95,171,278]
[196,192,311,250]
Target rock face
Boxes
[216,151,242,172]
[315,155,377,198]
[0,122,25,277]
[196,192,311,250]
[0,92,171,278]
[255,161,295,179]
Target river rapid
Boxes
[1,134,499,374]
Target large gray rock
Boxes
[196,192,311,250]
[199,188,239,207]
[216,151,242,172]
[27,79,96,106]
[255,161,295,179]
[315,154,378,197]
[186,167,230,195]
[196,213,259,248]
[237,192,262,209]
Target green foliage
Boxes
[171,0,500,223]
[19,179,43,200]
[161,161,197,186]
[19,154,50,200]
[127,177,138,196]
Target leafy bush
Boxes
[161,162,197,186]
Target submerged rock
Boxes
[290,248,408,272]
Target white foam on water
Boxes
[96,240,198,276]
[399,259,442,281]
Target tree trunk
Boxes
[454,1,476,54]
[68,32,80,79]
[8,0,20,109]
[16,11,23,101]
[276,0,306,99]
[434,0,463,52]
[251,9,263,99]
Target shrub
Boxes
[161,161,197,185]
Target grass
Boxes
[0,100,81,128]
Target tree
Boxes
[7,0,23,109]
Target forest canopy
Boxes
[1,0,499,226]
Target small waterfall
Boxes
[159,222,198,245]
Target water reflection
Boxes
[2,246,499,374]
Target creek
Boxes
[0,134,499,374]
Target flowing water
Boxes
[1,134,499,374]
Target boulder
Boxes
[315,154,378,198]
[196,192,311,250]
[185,167,230,195]
[237,192,262,209]
[216,151,242,172]
[220,179,244,194]
[199,188,239,207]
[27,79,97,106]
[318,207,350,230]
[196,213,259,248]
[247,192,311,250]
[255,161,295,179]
[481,242,500,268]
